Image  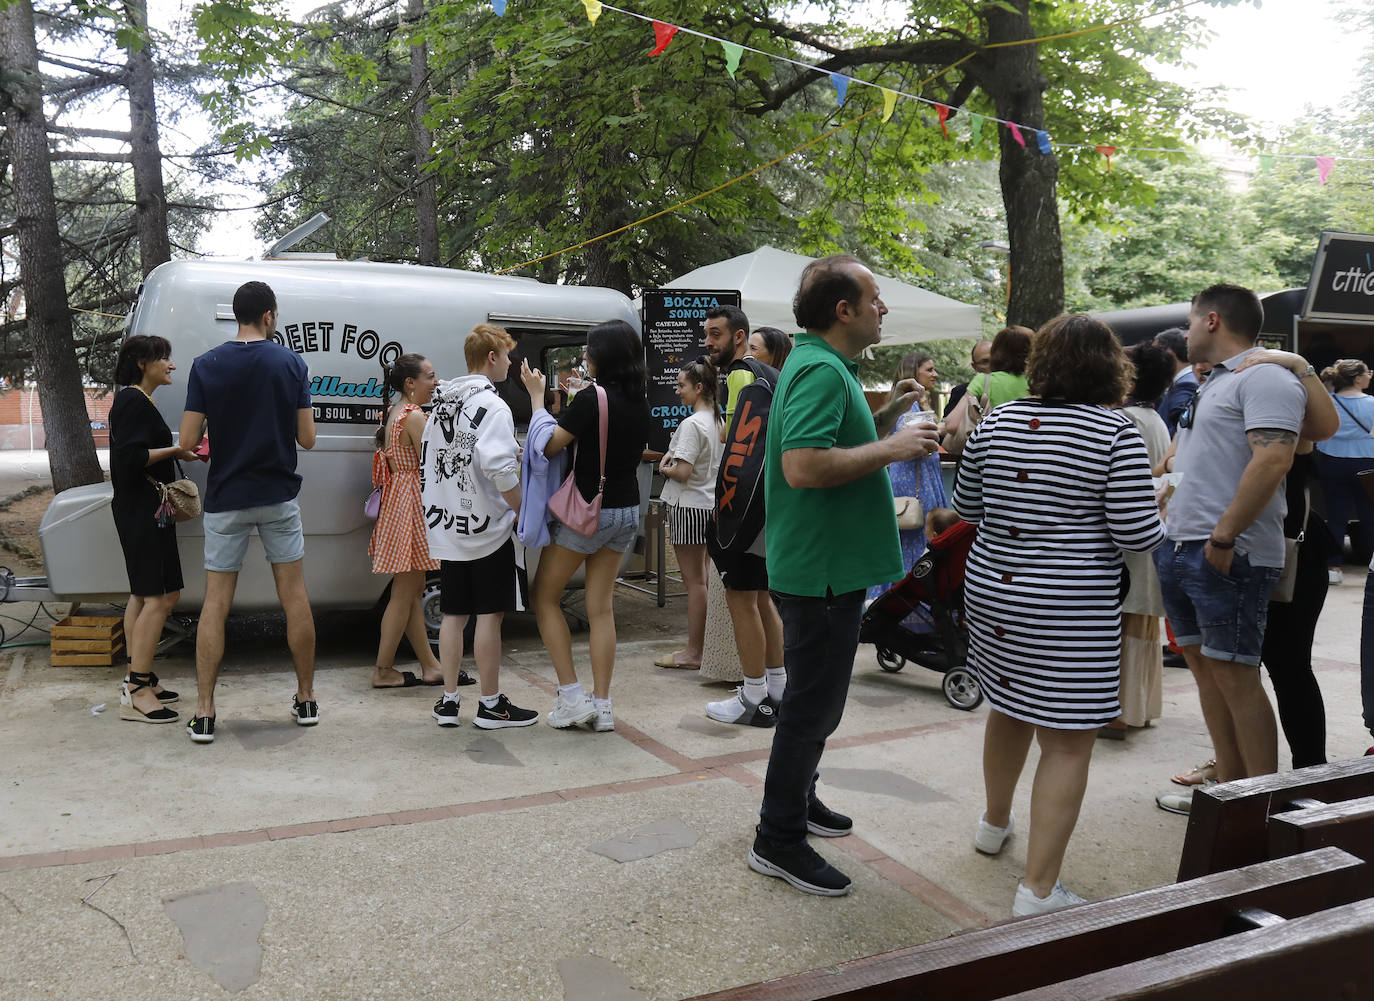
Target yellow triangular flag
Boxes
[881,88,897,123]
[582,0,602,23]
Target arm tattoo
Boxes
[1247,428,1298,448]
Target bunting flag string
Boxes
[534,0,1369,181]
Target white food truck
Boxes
[15,254,641,627]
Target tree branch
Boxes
[49,151,133,163]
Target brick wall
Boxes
[0,388,113,449]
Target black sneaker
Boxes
[807,797,853,838]
[474,694,539,729]
[432,696,460,727]
[457,670,477,687]
[187,715,215,744]
[748,831,851,896]
[292,696,320,726]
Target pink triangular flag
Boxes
[1315,156,1335,185]
[936,104,949,138]
[1008,122,1025,148]
[648,21,677,57]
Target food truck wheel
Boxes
[421,572,443,647]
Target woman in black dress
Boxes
[110,335,199,723]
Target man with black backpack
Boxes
[747,255,939,896]
[703,305,786,726]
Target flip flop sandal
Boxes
[372,671,423,689]
[654,654,700,669]
[1171,758,1217,787]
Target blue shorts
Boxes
[548,505,639,555]
[203,500,306,572]
[1153,540,1280,666]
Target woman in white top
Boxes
[655,357,725,669]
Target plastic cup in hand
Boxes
[897,409,937,432]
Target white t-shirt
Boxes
[660,410,723,510]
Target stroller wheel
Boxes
[943,667,983,711]
[876,648,906,673]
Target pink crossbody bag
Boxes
[547,385,607,536]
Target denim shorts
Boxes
[1153,540,1281,666]
[548,505,639,555]
[203,500,306,572]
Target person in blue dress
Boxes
[867,351,949,626]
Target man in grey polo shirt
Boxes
[1154,284,1310,795]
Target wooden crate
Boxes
[50,615,125,666]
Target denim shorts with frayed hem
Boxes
[1153,539,1280,666]
[548,505,639,555]
[203,499,305,572]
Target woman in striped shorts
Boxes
[655,357,725,669]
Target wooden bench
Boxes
[1268,792,1374,863]
[1178,757,1374,880]
[683,847,1372,1001]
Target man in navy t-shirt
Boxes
[179,280,319,744]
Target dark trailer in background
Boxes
[1091,231,1374,364]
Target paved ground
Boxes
[0,452,1368,1000]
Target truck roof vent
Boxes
[265,212,332,259]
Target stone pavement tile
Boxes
[134,837,205,858]
[0,779,957,1001]
[0,667,676,856]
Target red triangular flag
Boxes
[936,104,949,138]
[1095,145,1117,171]
[648,21,677,56]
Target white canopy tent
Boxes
[653,246,982,344]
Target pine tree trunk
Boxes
[985,0,1064,330]
[408,0,439,266]
[124,0,171,275]
[1,1,106,492]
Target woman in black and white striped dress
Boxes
[953,314,1165,917]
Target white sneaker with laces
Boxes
[1012,880,1085,917]
[547,693,598,729]
[974,811,1014,855]
[593,704,615,732]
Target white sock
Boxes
[764,666,786,701]
[742,675,768,705]
[594,697,612,711]
[479,693,501,709]
[443,690,460,704]
[558,682,585,704]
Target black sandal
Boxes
[120,672,180,724]
[125,668,179,704]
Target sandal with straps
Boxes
[120,672,180,724]
[1171,758,1217,787]
[124,667,179,704]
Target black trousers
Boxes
[1260,538,1330,768]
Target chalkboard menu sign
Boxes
[642,289,741,453]
[1303,231,1374,323]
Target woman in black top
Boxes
[109,335,200,724]
[527,320,651,733]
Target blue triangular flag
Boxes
[491,0,506,14]
[830,73,850,105]
[1036,129,1052,155]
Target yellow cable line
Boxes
[70,306,126,319]
[497,0,1208,276]
[984,0,1210,48]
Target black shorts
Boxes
[439,540,527,615]
[710,547,769,592]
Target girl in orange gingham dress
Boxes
[369,354,446,689]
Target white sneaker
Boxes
[705,688,778,727]
[1329,568,1344,585]
[1012,880,1085,917]
[593,704,615,732]
[974,811,1014,855]
[547,693,598,729]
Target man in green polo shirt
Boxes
[747,254,940,896]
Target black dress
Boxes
[109,387,183,595]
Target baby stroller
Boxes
[858,519,983,710]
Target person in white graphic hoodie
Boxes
[420,325,539,729]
